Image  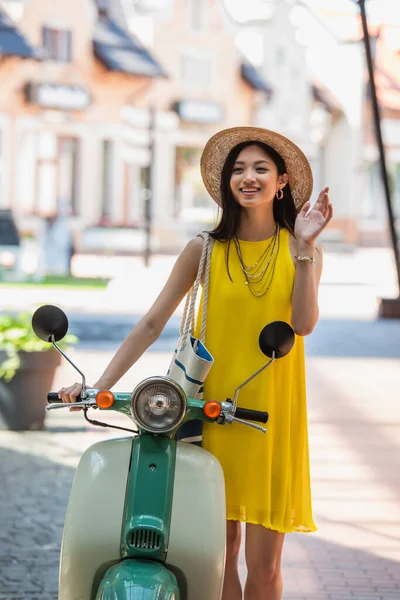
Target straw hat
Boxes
[200,126,313,212]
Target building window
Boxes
[175,147,212,219]
[43,26,72,62]
[181,53,212,88]
[37,131,57,216]
[189,0,207,32]
[394,163,400,218]
[363,161,382,219]
[58,138,79,216]
[121,164,148,226]
[35,133,79,217]
[17,130,36,215]
[276,47,285,66]
[0,131,4,208]
[101,140,113,220]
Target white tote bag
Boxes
[167,232,214,444]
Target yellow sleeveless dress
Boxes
[195,228,316,534]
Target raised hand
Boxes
[294,187,333,245]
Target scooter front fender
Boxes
[96,560,179,600]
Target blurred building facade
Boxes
[360,27,400,245]
[0,0,169,255]
[1,0,398,260]
[220,2,400,248]
[117,0,272,246]
[0,0,270,256]
[234,2,364,247]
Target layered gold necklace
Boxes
[233,224,280,298]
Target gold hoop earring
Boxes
[276,189,283,200]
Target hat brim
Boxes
[200,127,313,212]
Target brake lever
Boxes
[45,401,97,411]
[220,411,267,433]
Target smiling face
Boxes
[229,144,288,210]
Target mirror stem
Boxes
[51,335,88,399]
[232,352,275,410]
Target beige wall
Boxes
[0,0,154,121]
[0,0,157,221]
[0,0,261,251]
[151,0,255,130]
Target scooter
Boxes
[31,304,295,600]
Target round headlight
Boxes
[130,377,186,433]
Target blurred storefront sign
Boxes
[25,82,91,111]
[122,106,178,131]
[173,100,224,124]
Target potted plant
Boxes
[0,311,78,430]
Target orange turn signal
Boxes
[203,401,222,419]
[96,390,115,409]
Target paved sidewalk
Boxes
[1,346,399,599]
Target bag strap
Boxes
[200,233,211,343]
[180,232,211,348]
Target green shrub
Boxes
[0,312,78,382]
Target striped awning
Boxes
[241,61,273,94]
[0,9,40,59]
[93,16,167,78]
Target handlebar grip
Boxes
[235,407,269,424]
[47,393,82,403]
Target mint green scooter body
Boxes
[58,396,226,600]
[95,560,179,599]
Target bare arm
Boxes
[289,186,333,336]
[94,238,204,389]
[289,237,323,336]
[59,237,205,402]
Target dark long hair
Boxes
[209,141,297,241]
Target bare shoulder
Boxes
[177,233,214,276]
[184,234,211,262]
[184,236,204,263]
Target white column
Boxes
[111,138,124,223]
[152,131,176,223]
[78,127,101,223]
[0,114,11,210]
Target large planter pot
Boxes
[0,349,61,430]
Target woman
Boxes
[59,127,333,600]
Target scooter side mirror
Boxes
[32,305,69,343]
[258,321,295,359]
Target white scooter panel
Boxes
[167,442,226,600]
[59,437,133,600]
[58,437,226,600]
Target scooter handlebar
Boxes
[47,393,268,425]
[235,407,269,424]
[47,393,82,403]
